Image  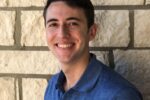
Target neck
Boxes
[62,53,90,91]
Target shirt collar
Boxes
[55,53,102,92]
[55,71,66,92]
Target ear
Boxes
[88,24,97,41]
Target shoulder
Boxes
[48,73,59,84]
[101,66,135,89]
[44,73,60,100]
[112,87,143,100]
[96,64,143,99]
[46,72,60,90]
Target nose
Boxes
[58,24,69,38]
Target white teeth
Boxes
[58,44,72,48]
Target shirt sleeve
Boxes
[112,87,143,100]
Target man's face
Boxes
[45,1,96,64]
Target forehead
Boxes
[46,1,86,21]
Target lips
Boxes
[56,43,75,49]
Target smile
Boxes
[57,44,74,48]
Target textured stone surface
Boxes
[146,0,150,5]
[134,10,150,47]
[145,96,150,100]
[0,11,15,45]
[114,50,150,98]
[22,78,47,100]
[21,11,47,46]
[8,0,46,7]
[0,51,60,74]
[0,50,109,74]
[0,0,7,6]
[90,10,130,47]
[0,77,15,100]
[91,0,144,5]
[90,51,109,66]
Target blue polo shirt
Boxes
[44,54,143,100]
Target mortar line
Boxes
[90,47,150,50]
[1,46,150,51]
[14,9,22,48]
[0,46,49,51]
[18,78,23,100]
[0,5,150,11]
[144,0,146,5]
[128,10,134,48]
[0,7,43,10]
[0,73,51,79]
[14,78,17,100]
[94,5,150,10]
[108,50,115,69]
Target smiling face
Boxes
[45,1,96,65]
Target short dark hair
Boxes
[43,0,95,28]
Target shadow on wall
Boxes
[114,50,150,99]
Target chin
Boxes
[59,59,71,64]
[59,57,75,64]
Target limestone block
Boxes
[0,11,15,45]
[0,0,7,6]
[22,78,47,100]
[144,96,150,100]
[114,50,150,98]
[90,51,109,66]
[0,51,60,74]
[134,10,150,47]
[90,10,130,47]
[8,0,46,7]
[21,11,47,46]
[146,0,150,5]
[91,0,144,5]
[0,77,15,100]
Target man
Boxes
[43,0,143,100]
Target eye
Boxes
[68,22,79,26]
[48,22,58,28]
[67,22,79,30]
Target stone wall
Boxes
[0,0,150,100]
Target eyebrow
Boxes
[46,18,58,24]
[46,17,81,24]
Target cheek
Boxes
[46,32,54,44]
[46,33,50,42]
[74,33,88,46]
[78,31,89,42]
